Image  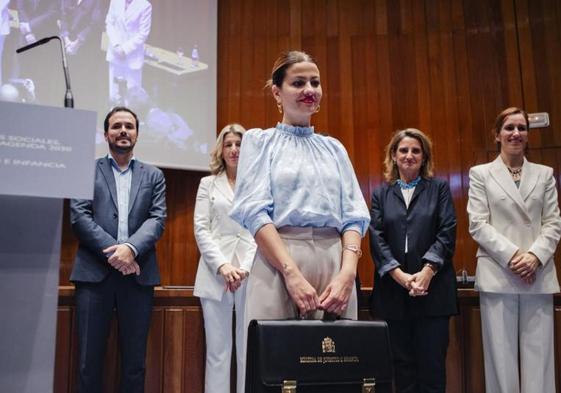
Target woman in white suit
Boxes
[194,123,256,393]
[468,107,561,393]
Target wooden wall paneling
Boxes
[182,307,205,393]
[518,0,561,147]
[145,308,164,393]
[250,1,272,129]
[451,0,476,273]
[161,307,205,393]
[158,169,205,286]
[219,0,243,123]
[162,309,186,392]
[288,0,303,50]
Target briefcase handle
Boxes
[281,378,377,393]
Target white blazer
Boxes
[193,173,256,302]
[105,0,151,69]
[468,156,561,294]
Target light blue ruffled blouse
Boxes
[229,123,370,237]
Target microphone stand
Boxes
[16,35,74,108]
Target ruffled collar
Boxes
[275,122,314,137]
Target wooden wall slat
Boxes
[162,309,185,393]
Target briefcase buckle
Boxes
[362,378,376,393]
[282,380,297,393]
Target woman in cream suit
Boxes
[194,124,256,393]
[468,107,561,393]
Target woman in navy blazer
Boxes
[370,128,457,393]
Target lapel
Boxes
[391,182,405,207]
[390,178,426,209]
[518,158,538,202]
[489,156,531,220]
[214,172,234,203]
[99,157,118,210]
[129,160,143,213]
[125,0,141,20]
[409,178,426,207]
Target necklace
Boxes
[396,176,421,190]
[507,166,522,181]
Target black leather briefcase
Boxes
[245,319,393,393]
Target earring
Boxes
[276,101,283,114]
[315,105,320,113]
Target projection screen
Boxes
[0,0,217,171]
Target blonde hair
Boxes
[209,123,246,175]
[383,128,434,183]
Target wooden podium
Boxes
[0,102,96,393]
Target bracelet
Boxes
[423,262,437,276]
[343,244,362,258]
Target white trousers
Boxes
[200,280,247,393]
[480,292,555,393]
[108,62,142,102]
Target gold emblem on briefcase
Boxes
[321,337,336,353]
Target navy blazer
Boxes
[60,0,103,44]
[70,157,166,286]
[369,177,458,320]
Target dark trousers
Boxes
[75,270,154,393]
[387,316,450,393]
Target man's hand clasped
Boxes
[103,244,140,276]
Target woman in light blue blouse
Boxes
[230,51,370,325]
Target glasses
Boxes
[503,124,528,132]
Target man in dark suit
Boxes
[60,0,105,108]
[70,106,166,393]
[60,0,104,56]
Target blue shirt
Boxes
[230,123,370,237]
[108,155,138,256]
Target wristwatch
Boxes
[423,262,438,275]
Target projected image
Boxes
[0,0,217,171]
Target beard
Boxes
[108,139,135,153]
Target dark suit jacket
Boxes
[70,156,166,286]
[369,177,458,320]
[60,0,103,44]
[16,0,59,36]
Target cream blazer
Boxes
[193,173,256,301]
[468,156,561,294]
[105,0,151,69]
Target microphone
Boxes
[15,36,53,54]
[16,35,74,108]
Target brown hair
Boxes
[493,107,529,151]
[383,128,434,183]
[265,50,317,89]
[209,123,246,175]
